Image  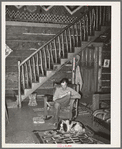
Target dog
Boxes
[57,119,85,136]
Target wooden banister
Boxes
[17,6,111,106]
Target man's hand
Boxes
[60,91,71,98]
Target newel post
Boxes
[18,61,21,108]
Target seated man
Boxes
[47,78,81,126]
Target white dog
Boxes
[57,119,85,136]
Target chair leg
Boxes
[73,100,78,119]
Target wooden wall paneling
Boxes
[97,46,102,92]
[89,48,93,92]
[91,68,95,92]
[80,50,84,90]
[81,50,86,92]
[101,87,110,93]
[87,48,91,93]
[90,47,95,92]
[85,48,89,92]
[80,50,84,91]
[94,46,99,92]
[82,50,86,91]
[82,67,86,93]
[102,80,110,86]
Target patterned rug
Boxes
[32,129,104,144]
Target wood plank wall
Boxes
[80,43,111,96]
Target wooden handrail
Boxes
[19,9,89,66]
[17,6,111,106]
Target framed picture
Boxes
[103,59,110,68]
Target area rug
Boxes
[32,129,104,144]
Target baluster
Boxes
[18,61,21,108]
[39,50,44,76]
[21,64,25,90]
[85,48,88,66]
[43,47,47,71]
[85,14,88,41]
[68,28,72,52]
[54,39,58,63]
[25,62,29,88]
[36,52,39,79]
[65,30,69,54]
[92,8,96,34]
[76,22,81,46]
[50,42,56,63]
[79,21,82,45]
[82,49,85,67]
[58,36,61,59]
[49,43,54,67]
[99,6,102,29]
[61,33,65,58]
[89,9,92,36]
[89,48,92,67]
[75,23,79,47]
[56,38,60,63]
[46,45,51,69]
[95,6,99,30]
[71,25,75,47]
[28,59,32,87]
[32,56,37,82]
[82,16,86,41]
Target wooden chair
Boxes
[44,83,80,120]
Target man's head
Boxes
[60,78,69,90]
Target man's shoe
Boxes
[44,115,53,120]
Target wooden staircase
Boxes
[8,6,111,107]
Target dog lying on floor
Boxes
[57,119,85,136]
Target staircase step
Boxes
[39,76,47,83]
[68,53,75,59]
[88,36,94,41]
[74,47,81,53]
[32,82,42,88]
[60,65,72,71]
[24,83,41,97]
[15,26,110,102]
[46,70,53,76]
[53,64,61,70]
[61,59,68,65]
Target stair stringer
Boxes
[18,26,110,102]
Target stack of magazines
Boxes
[33,117,45,124]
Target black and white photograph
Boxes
[2,1,121,148]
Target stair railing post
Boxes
[18,61,22,108]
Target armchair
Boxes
[44,83,80,120]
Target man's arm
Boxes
[69,87,81,99]
[53,88,59,101]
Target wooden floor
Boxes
[5,99,110,144]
